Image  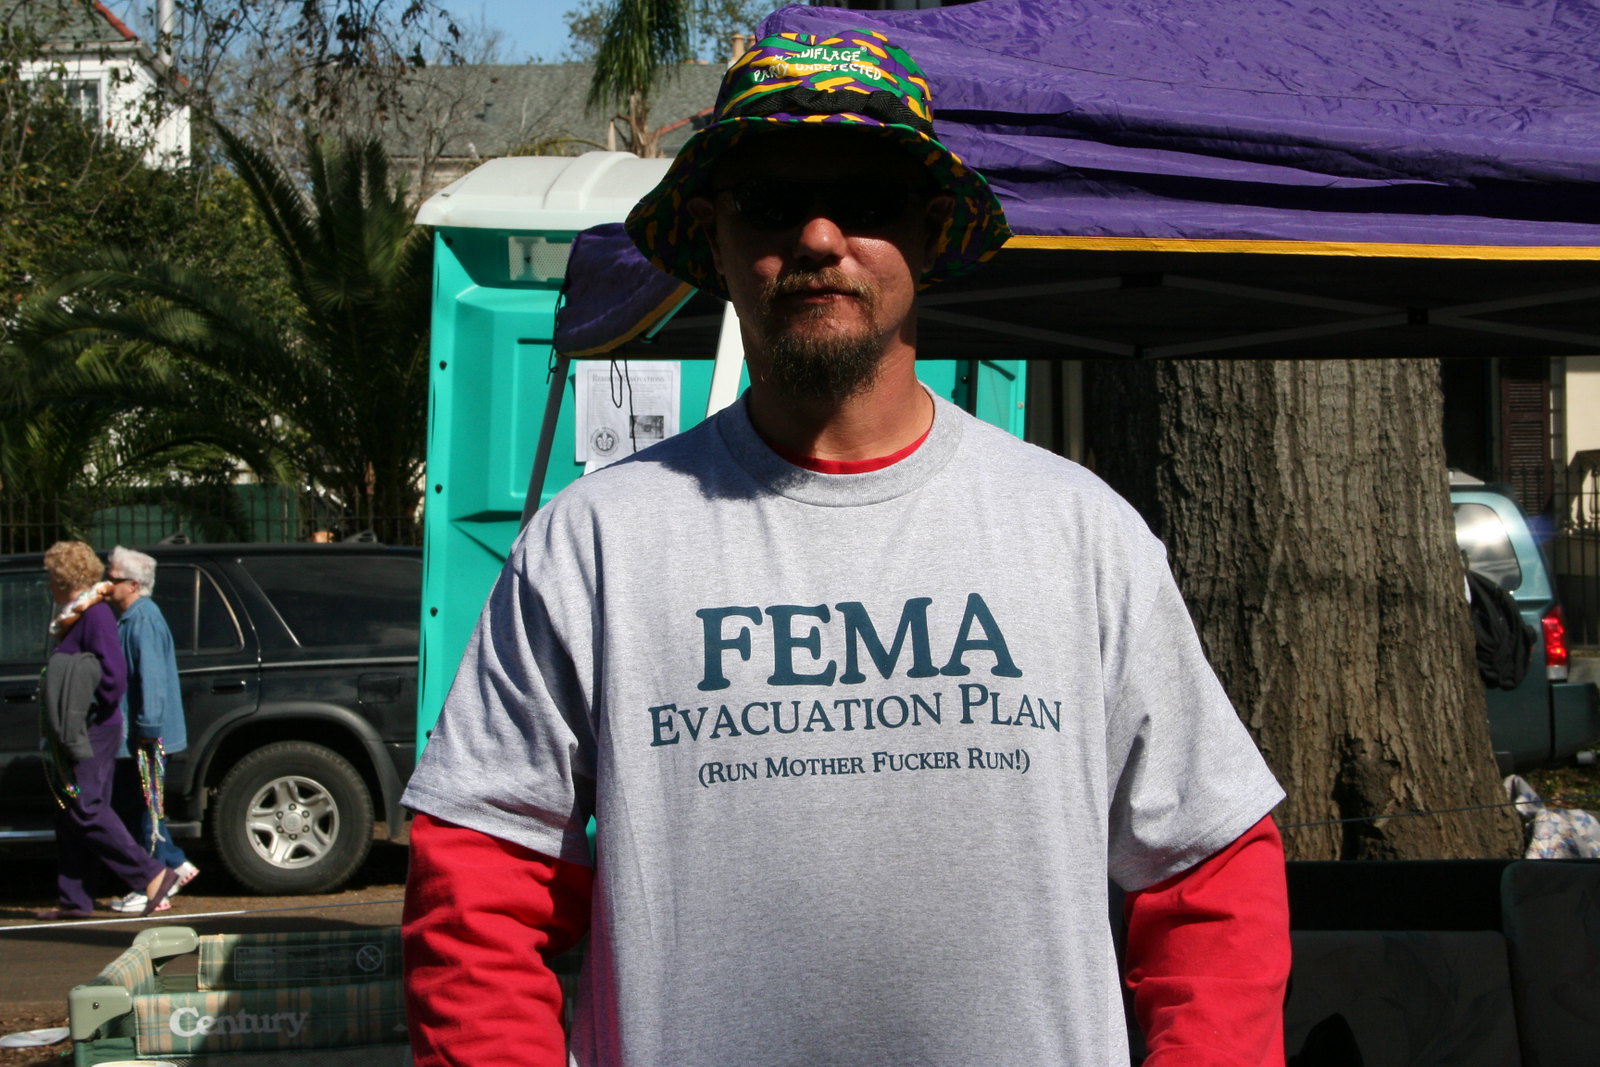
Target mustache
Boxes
[766,269,873,301]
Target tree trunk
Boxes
[626,89,660,159]
[1083,357,1522,860]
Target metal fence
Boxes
[1555,450,1600,647]
[0,485,421,555]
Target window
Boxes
[64,79,101,127]
[0,573,53,663]
[150,566,243,654]
[239,555,420,652]
[1454,503,1522,592]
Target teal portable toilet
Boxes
[415,153,678,744]
[415,152,1028,749]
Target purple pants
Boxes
[54,712,164,912]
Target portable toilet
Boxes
[414,152,1028,747]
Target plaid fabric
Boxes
[132,981,405,1056]
[79,1045,400,1066]
[197,928,402,989]
[75,927,406,1061]
[625,27,1010,301]
[95,942,159,995]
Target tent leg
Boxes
[523,353,571,526]
[707,303,745,417]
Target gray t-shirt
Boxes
[404,391,1283,1066]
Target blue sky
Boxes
[101,0,577,64]
[462,0,576,63]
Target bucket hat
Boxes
[624,28,1010,301]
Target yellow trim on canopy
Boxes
[559,282,698,358]
[1003,234,1600,260]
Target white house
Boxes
[17,0,190,167]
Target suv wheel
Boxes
[212,741,374,894]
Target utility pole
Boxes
[156,0,175,70]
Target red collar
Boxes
[763,425,932,474]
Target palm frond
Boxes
[588,0,691,110]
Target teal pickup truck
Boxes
[1451,474,1600,772]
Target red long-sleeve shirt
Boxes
[1123,815,1291,1066]
[403,814,593,1067]
[403,812,1289,1066]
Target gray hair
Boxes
[109,545,157,595]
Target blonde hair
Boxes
[43,541,104,594]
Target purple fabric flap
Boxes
[555,224,694,355]
[761,0,1600,250]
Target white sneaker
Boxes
[109,892,170,913]
[174,861,200,891]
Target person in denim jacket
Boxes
[106,545,199,912]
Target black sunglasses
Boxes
[709,178,928,232]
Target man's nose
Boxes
[790,211,847,265]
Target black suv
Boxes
[0,544,420,894]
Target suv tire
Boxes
[212,741,375,894]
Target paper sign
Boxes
[575,361,681,474]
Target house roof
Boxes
[15,1,140,47]
[385,62,727,161]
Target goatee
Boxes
[757,270,883,403]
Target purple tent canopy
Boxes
[768,0,1600,253]
[556,0,1600,361]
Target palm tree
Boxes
[587,0,691,158]
[12,124,431,541]
[1,325,290,492]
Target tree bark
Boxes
[1083,357,1522,860]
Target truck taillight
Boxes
[1543,606,1570,681]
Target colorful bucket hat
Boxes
[624,28,1011,301]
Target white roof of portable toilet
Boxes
[414,152,672,232]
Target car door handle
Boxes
[359,673,403,703]
[3,688,38,703]
[210,680,248,694]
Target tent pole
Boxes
[523,353,570,526]
[707,303,744,417]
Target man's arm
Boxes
[1122,814,1290,1067]
[403,812,594,1067]
[123,615,161,741]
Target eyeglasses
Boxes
[109,577,137,586]
[709,178,928,232]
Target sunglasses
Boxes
[709,178,929,232]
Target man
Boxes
[404,29,1290,1067]
[105,545,199,912]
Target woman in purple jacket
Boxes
[37,541,179,920]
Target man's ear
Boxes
[687,196,722,275]
[921,194,956,271]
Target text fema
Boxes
[694,594,1021,691]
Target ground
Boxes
[1524,760,1600,811]
[0,834,407,1067]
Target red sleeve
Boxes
[1122,815,1290,1067]
[403,812,594,1067]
